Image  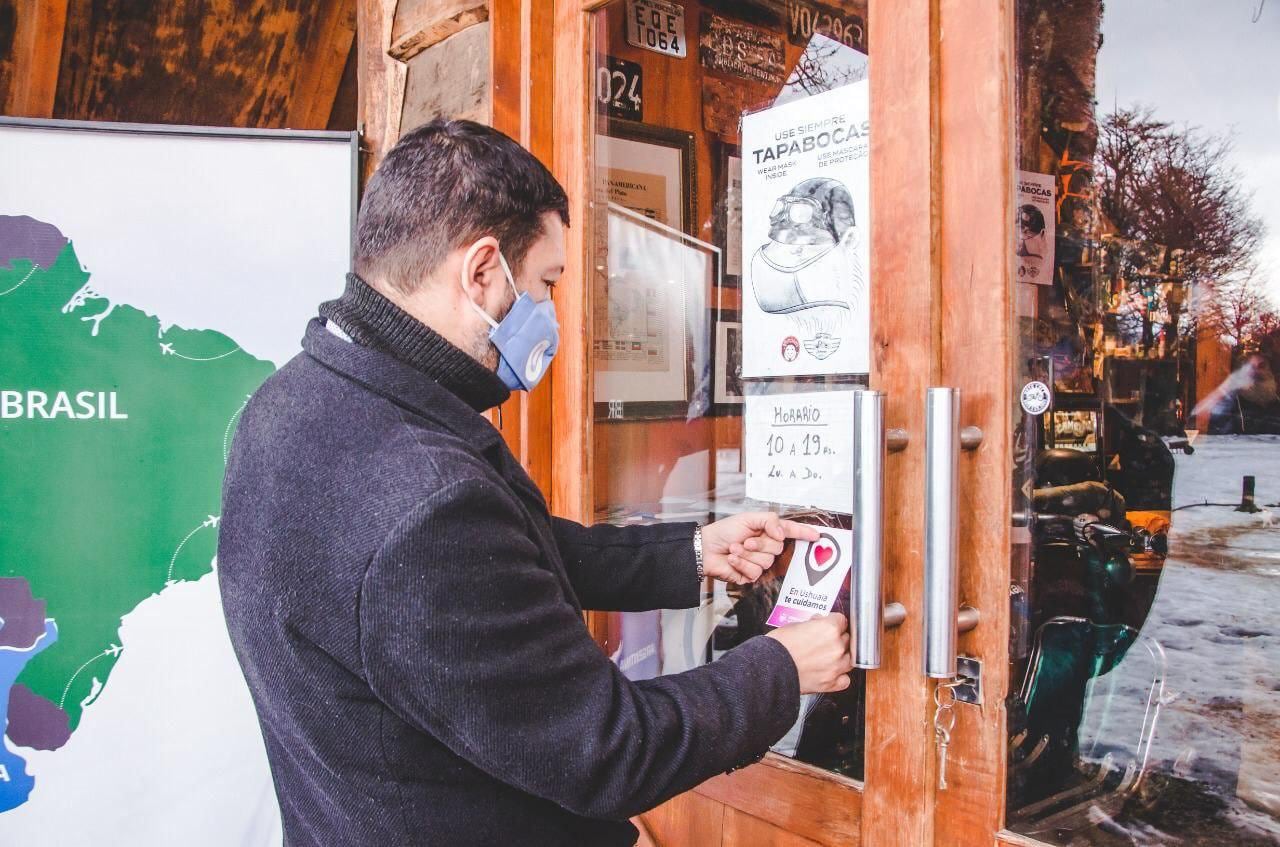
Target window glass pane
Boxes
[1009,2,1280,842]
[590,0,871,779]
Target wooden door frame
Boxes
[548,0,888,840]
[546,0,1017,844]
[932,1,1016,844]
[359,0,1020,841]
[552,0,1022,843]
[859,0,939,842]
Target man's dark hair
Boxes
[355,119,570,293]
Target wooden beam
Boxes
[52,0,351,128]
[357,0,408,183]
[389,0,488,62]
[327,33,360,130]
[549,0,592,525]
[489,0,526,469]
[931,0,1016,842]
[518,0,555,493]
[399,20,490,130]
[286,0,358,129]
[5,0,68,117]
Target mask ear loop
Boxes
[460,241,501,330]
[496,251,520,301]
[491,250,521,431]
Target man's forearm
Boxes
[551,518,703,612]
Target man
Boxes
[219,118,853,846]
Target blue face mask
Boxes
[464,252,559,392]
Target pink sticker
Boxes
[764,528,854,629]
[766,604,815,628]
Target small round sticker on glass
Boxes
[1020,380,1052,415]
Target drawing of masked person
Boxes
[1016,203,1048,281]
[751,177,865,361]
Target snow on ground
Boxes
[1084,435,1280,836]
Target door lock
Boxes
[953,656,983,705]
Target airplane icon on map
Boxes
[159,342,175,355]
[203,515,221,528]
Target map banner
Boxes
[0,118,354,843]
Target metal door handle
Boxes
[852,390,887,668]
[924,387,962,678]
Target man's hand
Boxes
[766,614,854,694]
[700,512,821,585]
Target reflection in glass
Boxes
[591,0,870,780]
[1010,2,1280,843]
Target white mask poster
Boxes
[740,82,870,377]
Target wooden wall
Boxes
[394,0,492,130]
[0,0,357,129]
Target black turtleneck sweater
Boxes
[319,273,511,413]
[217,277,802,846]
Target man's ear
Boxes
[459,236,503,305]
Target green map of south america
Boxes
[0,215,275,811]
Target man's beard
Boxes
[467,286,517,371]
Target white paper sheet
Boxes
[744,389,855,512]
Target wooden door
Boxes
[547,1,1017,845]
[999,3,1280,846]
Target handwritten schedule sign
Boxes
[744,389,854,513]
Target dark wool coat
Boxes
[218,313,800,846]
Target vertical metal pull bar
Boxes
[852,390,886,669]
[924,387,962,678]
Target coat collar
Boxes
[302,318,504,454]
[318,273,512,414]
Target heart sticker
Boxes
[765,526,855,628]
[804,533,841,586]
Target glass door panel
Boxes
[1009,2,1280,843]
[589,0,872,781]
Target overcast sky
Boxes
[1095,0,1280,304]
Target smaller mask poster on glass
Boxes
[1016,170,1055,285]
[740,82,870,377]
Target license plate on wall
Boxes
[596,55,644,121]
[626,0,687,58]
